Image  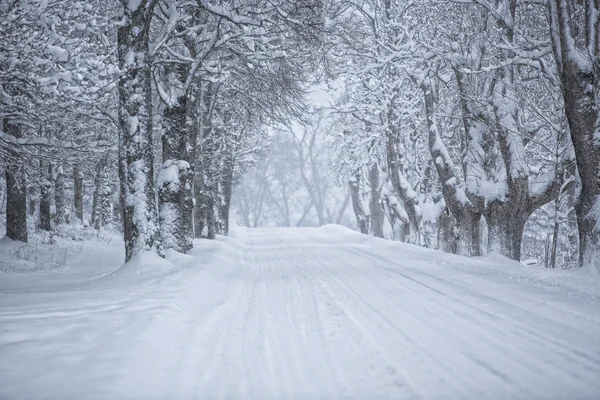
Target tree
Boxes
[117,0,163,262]
[548,0,600,273]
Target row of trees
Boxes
[322,0,598,272]
[2,0,598,273]
[1,0,322,261]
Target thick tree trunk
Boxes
[3,118,27,242]
[561,59,600,272]
[456,210,481,257]
[73,165,84,222]
[438,208,458,254]
[368,163,384,238]
[159,98,193,252]
[485,203,528,261]
[117,0,163,262]
[349,173,369,234]
[549,0,600,272]
[158,160,193,251]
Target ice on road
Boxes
[1,226,599,399]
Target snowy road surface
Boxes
[1,226,600,400]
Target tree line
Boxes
[1,0,599,273]
[1,0,322,261]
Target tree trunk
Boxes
[218,146,234,236]
[386,127,421,242]
[3,118,27,242]
[73,165,84,222]
[194,171,206,238]
[159,98,193,252]
[420,76,482,256]
[92,160,103,229]
[456,210,481,257]
[39,164,52,232]
[368,163,384,238]
[549,0,600,273]
[54,165,67,226]
[349,173,369,234]
[204,188,216,239]
[158,160,193,251]
[485,203,527,261]
[438,208,458,254]
[117,0,163,262]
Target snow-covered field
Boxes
[1,225,599,400]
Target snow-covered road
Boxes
[1,226,600,399]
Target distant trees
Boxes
[232,124,351,229]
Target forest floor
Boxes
[1,225,599,400]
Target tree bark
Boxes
[385,127,421,242]
[217,144,234,236]
[484,201,528,261]
[368,163,384,238]
[419,76,482,256]
[54,165,67,226]
[73,165,84,222]
[548,0,600,272]
[159,97,193,252]
[3,118,27,241]
[3,120,27,241]
[39,164,52,232]
[117,0,163,262]
[349,172,369,234]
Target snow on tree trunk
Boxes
[349,173,369,234]
[420,76,481,256]
[3,118,27,242]
[383,194,410,242]
[217,145,234,236]
[100,166,112,227]
[368,163,384,238]
[385,128,421,243]
[117,0,163,262]
[39,164,52,232]
[158,160,192,252]
[73,165,84,222]
[159,98,194,252]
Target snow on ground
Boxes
[1,225,599,400]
